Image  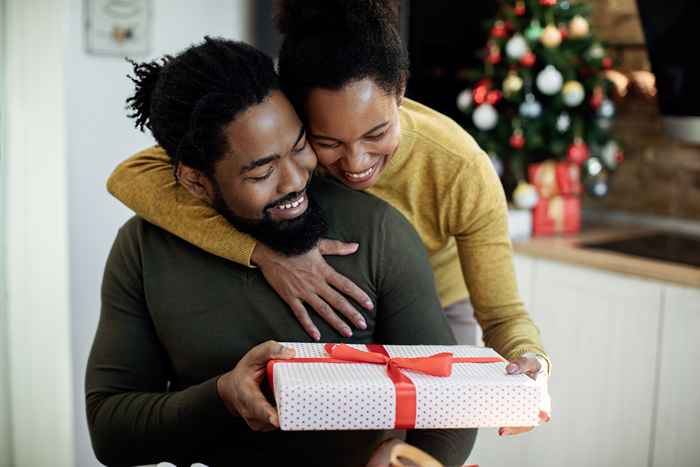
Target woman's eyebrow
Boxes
[310,121,389,141]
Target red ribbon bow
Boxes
[267,343,504,429]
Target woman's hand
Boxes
[251,240,374,340]
[216,341,295,431]
[499,353,551,436]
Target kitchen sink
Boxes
[580,232,700,268]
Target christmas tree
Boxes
[456,0,624,208]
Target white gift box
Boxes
[267,343,543,431]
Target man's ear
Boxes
[177,164,215,204]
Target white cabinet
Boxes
[470,256,665,467]
[652,285,700,467]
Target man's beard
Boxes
[211,179,327,256]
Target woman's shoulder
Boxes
[400,98,484,169]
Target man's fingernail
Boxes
[269,415,278,426]
[350,243,359,250]
[364,300,374,310]
[312,332,321,341]
[342,327,353,337]
[357,319,367,330]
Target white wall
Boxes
[63,1,251,466]
[5,0,74,465]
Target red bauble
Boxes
[590,88,604,109]
[540,0,557,6]
[602,56,613,69]
[486,90,503,105]
[487,50,502,64]
[567,139,590,165]
[472,79,492,105]
[520,51,536,68]
[559,24,569,39]
[616,150,625,164]
[491,20,508,39]
[515,1,526,16]
[510,130,526,149]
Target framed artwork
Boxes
[84,0,152,56]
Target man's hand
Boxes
[499,354,551,436]
[217,340,295,431]
[252,240,373,340]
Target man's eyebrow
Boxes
[240,154,280,175]
[310,121,389,141]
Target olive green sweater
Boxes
[86,177,473,467]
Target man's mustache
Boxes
[263,174,313,212]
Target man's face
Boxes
[209,90,324,255]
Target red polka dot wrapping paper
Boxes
[269,343,543,431]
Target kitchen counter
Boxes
[513,226,700,288]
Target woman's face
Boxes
[305,78,402,190]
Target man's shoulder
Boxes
[312,176,392,216]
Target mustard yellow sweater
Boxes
[107,98,548,365]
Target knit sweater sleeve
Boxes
[447,150,550,370]
[106,146,257,267]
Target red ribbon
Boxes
[267,343,504,429]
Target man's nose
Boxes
[277,157,307,195]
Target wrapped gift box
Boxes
[267,343,543,431]
[529,160,582,198]
[532,195,581,236]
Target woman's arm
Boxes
[448,151,550,370]
[107,146,373,338]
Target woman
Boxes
[109,0,550,435]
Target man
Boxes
[85,37,473,466]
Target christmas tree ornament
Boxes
[556,112,572,132]
[558,23,569,39]
[513,181,539,209]
[489,153,504,176]
[584,157,603,177]
[562,80,585,107]
[590,86,604,110]
[525,20,544,41]
[568,15,590,38]
[491,20,508,39]
[472,79,491,105]
[456,88,473,112]
[486,89,503,105]
[601,56,613,69]
[539,0,557,6]
[510,128,526,149]
[472,104,499,130]
[519,93,542,118]
[503,71,524,97]
[515,0,526,16]
[584,169,609,197]
[601,141,624,169]
[541,24,563,48]
[505,34,529,60]
[536,65,564,95]
[567,138,590,165]
[487,43,502,64]
[520,51,536,68]
[587,44,606,60]
[597,118,612,131]
[598,98,616,119]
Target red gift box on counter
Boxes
[529,160,582,198]
[532,196,581,236]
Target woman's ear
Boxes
[177,164,215,204]
[397,77,407,107]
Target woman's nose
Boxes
[342,142,371,171]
